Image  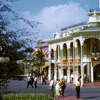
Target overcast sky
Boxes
[8,0,99,41]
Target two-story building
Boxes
[46,9,100,86]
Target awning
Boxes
[32,50,48,55]
[43,50,48,55]
[41,63,49,69]
[32,51,37,55]
[44,50,48,55]
[43,51,45,55]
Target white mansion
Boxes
[46,9,100,86]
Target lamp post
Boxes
[92,44,100,60]
[0,46,10,63]
[0,46,2,51]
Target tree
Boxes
[33,49,45,69]
[0,0,40,89]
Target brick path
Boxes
[66,82,100,88]
[54,95,82,100]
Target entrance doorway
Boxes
[94,64,100,82]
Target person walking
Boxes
[42,76,47,84]
[41,71,44,84]
[31,76,34,87]
[27,75,33,88]
[49,78,54,98]
[34,76,37,88]
[60,78,66,96]
[55,81,61,100]
[75,78,80,98]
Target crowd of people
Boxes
[49,76,81,100]
[26,70,81,100]
[26,70,47,88]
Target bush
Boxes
[1,93,52,100]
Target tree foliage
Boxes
[0,0,39,89]
[33,49,45,69]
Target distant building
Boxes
[32,39,49,76]
[40,40,49,75]
[17,39,49,76]
[46,9,100,86]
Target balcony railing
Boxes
[89,8,100,12]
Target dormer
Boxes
[54,32,60,39]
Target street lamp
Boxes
[0,46,10,63]
[0,46,2,51]
[92,44,100,60]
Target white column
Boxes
[67,48,70,83]
[60,49,63,79]
[48,51,51,80]
[73,43,76,84]
[91,62,94,82]
[87,62,90,82]
[58,45,60,60]
[75,46,79,83]
[54,50,57,80]
[81,42,84,87]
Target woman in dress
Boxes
[55,81,61,100]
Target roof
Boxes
[24,54,35,60]
[34,39,42,48]
[61,22,87,31]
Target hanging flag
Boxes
[38,29,40,32]
[38,28,41,39]
[56,24,58,29]
[56,24,58,32]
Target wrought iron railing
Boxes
[89,8,100,12]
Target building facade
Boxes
[46,9,100,86]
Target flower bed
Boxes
[1,93,52,100]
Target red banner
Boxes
[61,59,80,62]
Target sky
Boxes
[7,0,100,41]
